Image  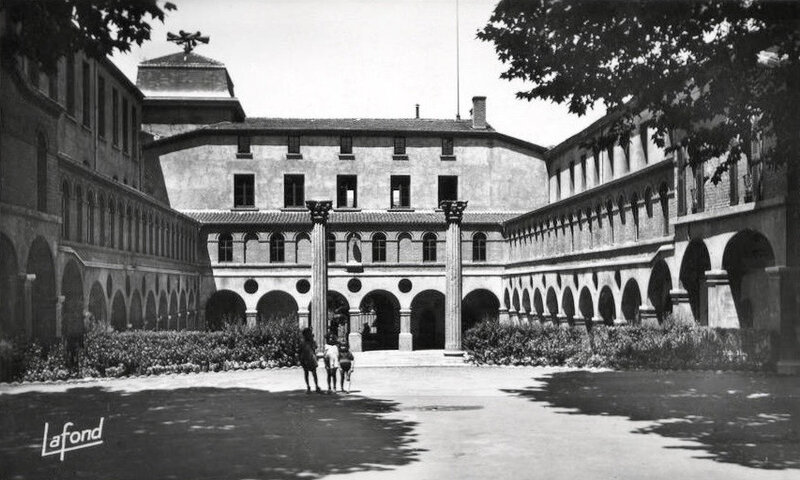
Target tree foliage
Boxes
[479,0,800,182]
[1,0,175,74]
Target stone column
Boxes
[704,270,738,328]
[639,305,659,328]
[498,308,510,325]
[441,200,468,354]
[23,274,35,339]
[245,309,258,328]
[398,308,412,351]
[348,308,363,352]
[307,200,333,354]
[298,309,310,329]
[558,313,569,327]
[55,295,65,338]
[591,316,605,327]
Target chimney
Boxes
[472,96,486,129]
[415,104,420,119]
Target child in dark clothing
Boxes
[338,343,354,393]
[299,328,321,394]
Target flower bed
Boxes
[463,320,777,371]
[0,318,302,383]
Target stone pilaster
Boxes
[441,200,467,354]
[557,314,569,327]
[298,309,310,329]
[509,308,519,325]
[572,315,586,329]
[704,270,738,328]
[498,308,510,325]
[55,295,65,338]
[639,305,659,328]
[398,308,412,351]
[307,200,333,353]
[669,288,693,324]
[23,274,34,339]
[348,308,363,352]
[246,309,258,328]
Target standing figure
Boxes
[338,343,355,393]
[299,327,322,394]
[323,335,340,393]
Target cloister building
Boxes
[1,31,797,369]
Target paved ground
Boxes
[1,362,799,479]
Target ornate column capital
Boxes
[306,200,333,224]
[440,200,468,223]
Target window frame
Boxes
[336,174,358,208]
[218,233,233,263]
[472,232,487,262]
[393,136,406,155]
[233,173,255,208]
[390,175,411,208]
[97,76,106,139]
[340,135,353,155]
[422,233,437,262]
[81,61,91,127]
[437,175,458,205]
[270,233,285,263]
[288,135,301,154]
[441,137,454,156]
[283,174,305,208]
[237,135,251,155]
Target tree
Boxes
[1,0,176,73]
[478,0,800,182]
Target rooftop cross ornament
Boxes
[166,30,210,55]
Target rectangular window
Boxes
[112,88,119,145]
[394,136,406,155]
[97,76,106,139]
[442,137,454,156]
[288,135,300,154]
[437,175,458,204]
[555,169,561,200]
[284,174,305,208]
[337,175,358,208]
[340,136,353,155]
[580,154,587,189]
[234,174,255,208]
[390,175,411,208]
[48,69,58,101]
[569,162,575,195]
[66,55,75,115]
[131,109,137,160]
[122,97,129,153]
[593,149,601,184]
[607,146,615,177]
[81,61,91,127]
[639,124,649,163]
[237,135,251,154]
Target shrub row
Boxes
[0,317,302,383]
[463,320,777,371]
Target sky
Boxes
[112,0,605,148]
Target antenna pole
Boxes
[456,0,461,120]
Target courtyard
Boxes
[1,358,798,480]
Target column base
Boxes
[245,310,258,328]
[557,314,569,328]
[444,349,465,357]
[572,316,586,328]
[613,318,628,326]
[591,316,606,327]
[298,310,310,329]
[398,332,413,351]
[639,306,659,328]
[348,332,362,352]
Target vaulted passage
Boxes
[621,279,641,324]
[411,290,445,350]
[722,230,775,329]
[360,290,400,351]
[0,234,20,336]
[205,290,246,330]
[462,289,499,332]
[680,240,710,325]
[598,286,615,325]
[61,260,84,337]
[27,237,56,340]
[648,260,673,323]
[257,290,298,323]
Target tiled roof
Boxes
[140,52,224,68]
[206,117,495,133]
[181,210,520,226]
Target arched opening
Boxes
[218,233,233,263]
[179,291,187,330]
[327,233,337,262]
[422,232,437,262]
[371,232,387,263]
[0,234,20,336]
[61,182,70,240]
[326,291,350,341]
[205,290,246,330]
[598,286,616,325]
[533,289,544,321]
[462,289,500,331]
[359,290,400,351]
[88,281,107,326]
[503,289,510,310]
[270,233,285,263]
[346,232,362,263]
[722,230,775,328]
[129,291,143,329]
[472,232,487,261]
[169,291,178,330]
[397,232,412,262]
[158,292,168,330]
[27,237,56,340]
[578,287,594,321]
[37,133,47,212]
[647,260,673,323]
[545,287,558,322]
[411,290,445,350]
[243,232,258,263]
[257,290,299,323]
[110,291,127,331]
[522,290,532,316]
[621,279,642,324]
[61,260,84,337]
[561,288,575,324]
[187,291,196,329]
[512,289,521,312]
[144,292,156,330]
[679,239,711,324]
[295,232,311,264]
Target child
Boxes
[323,335,340,393]
[338,343,354,393]
[299,327,321,394]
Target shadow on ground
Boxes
[504,370,800,470]
[0,387,422,479]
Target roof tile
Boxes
[181,209,519,226]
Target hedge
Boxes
[463,320,778,371]
[0,317,302,383]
